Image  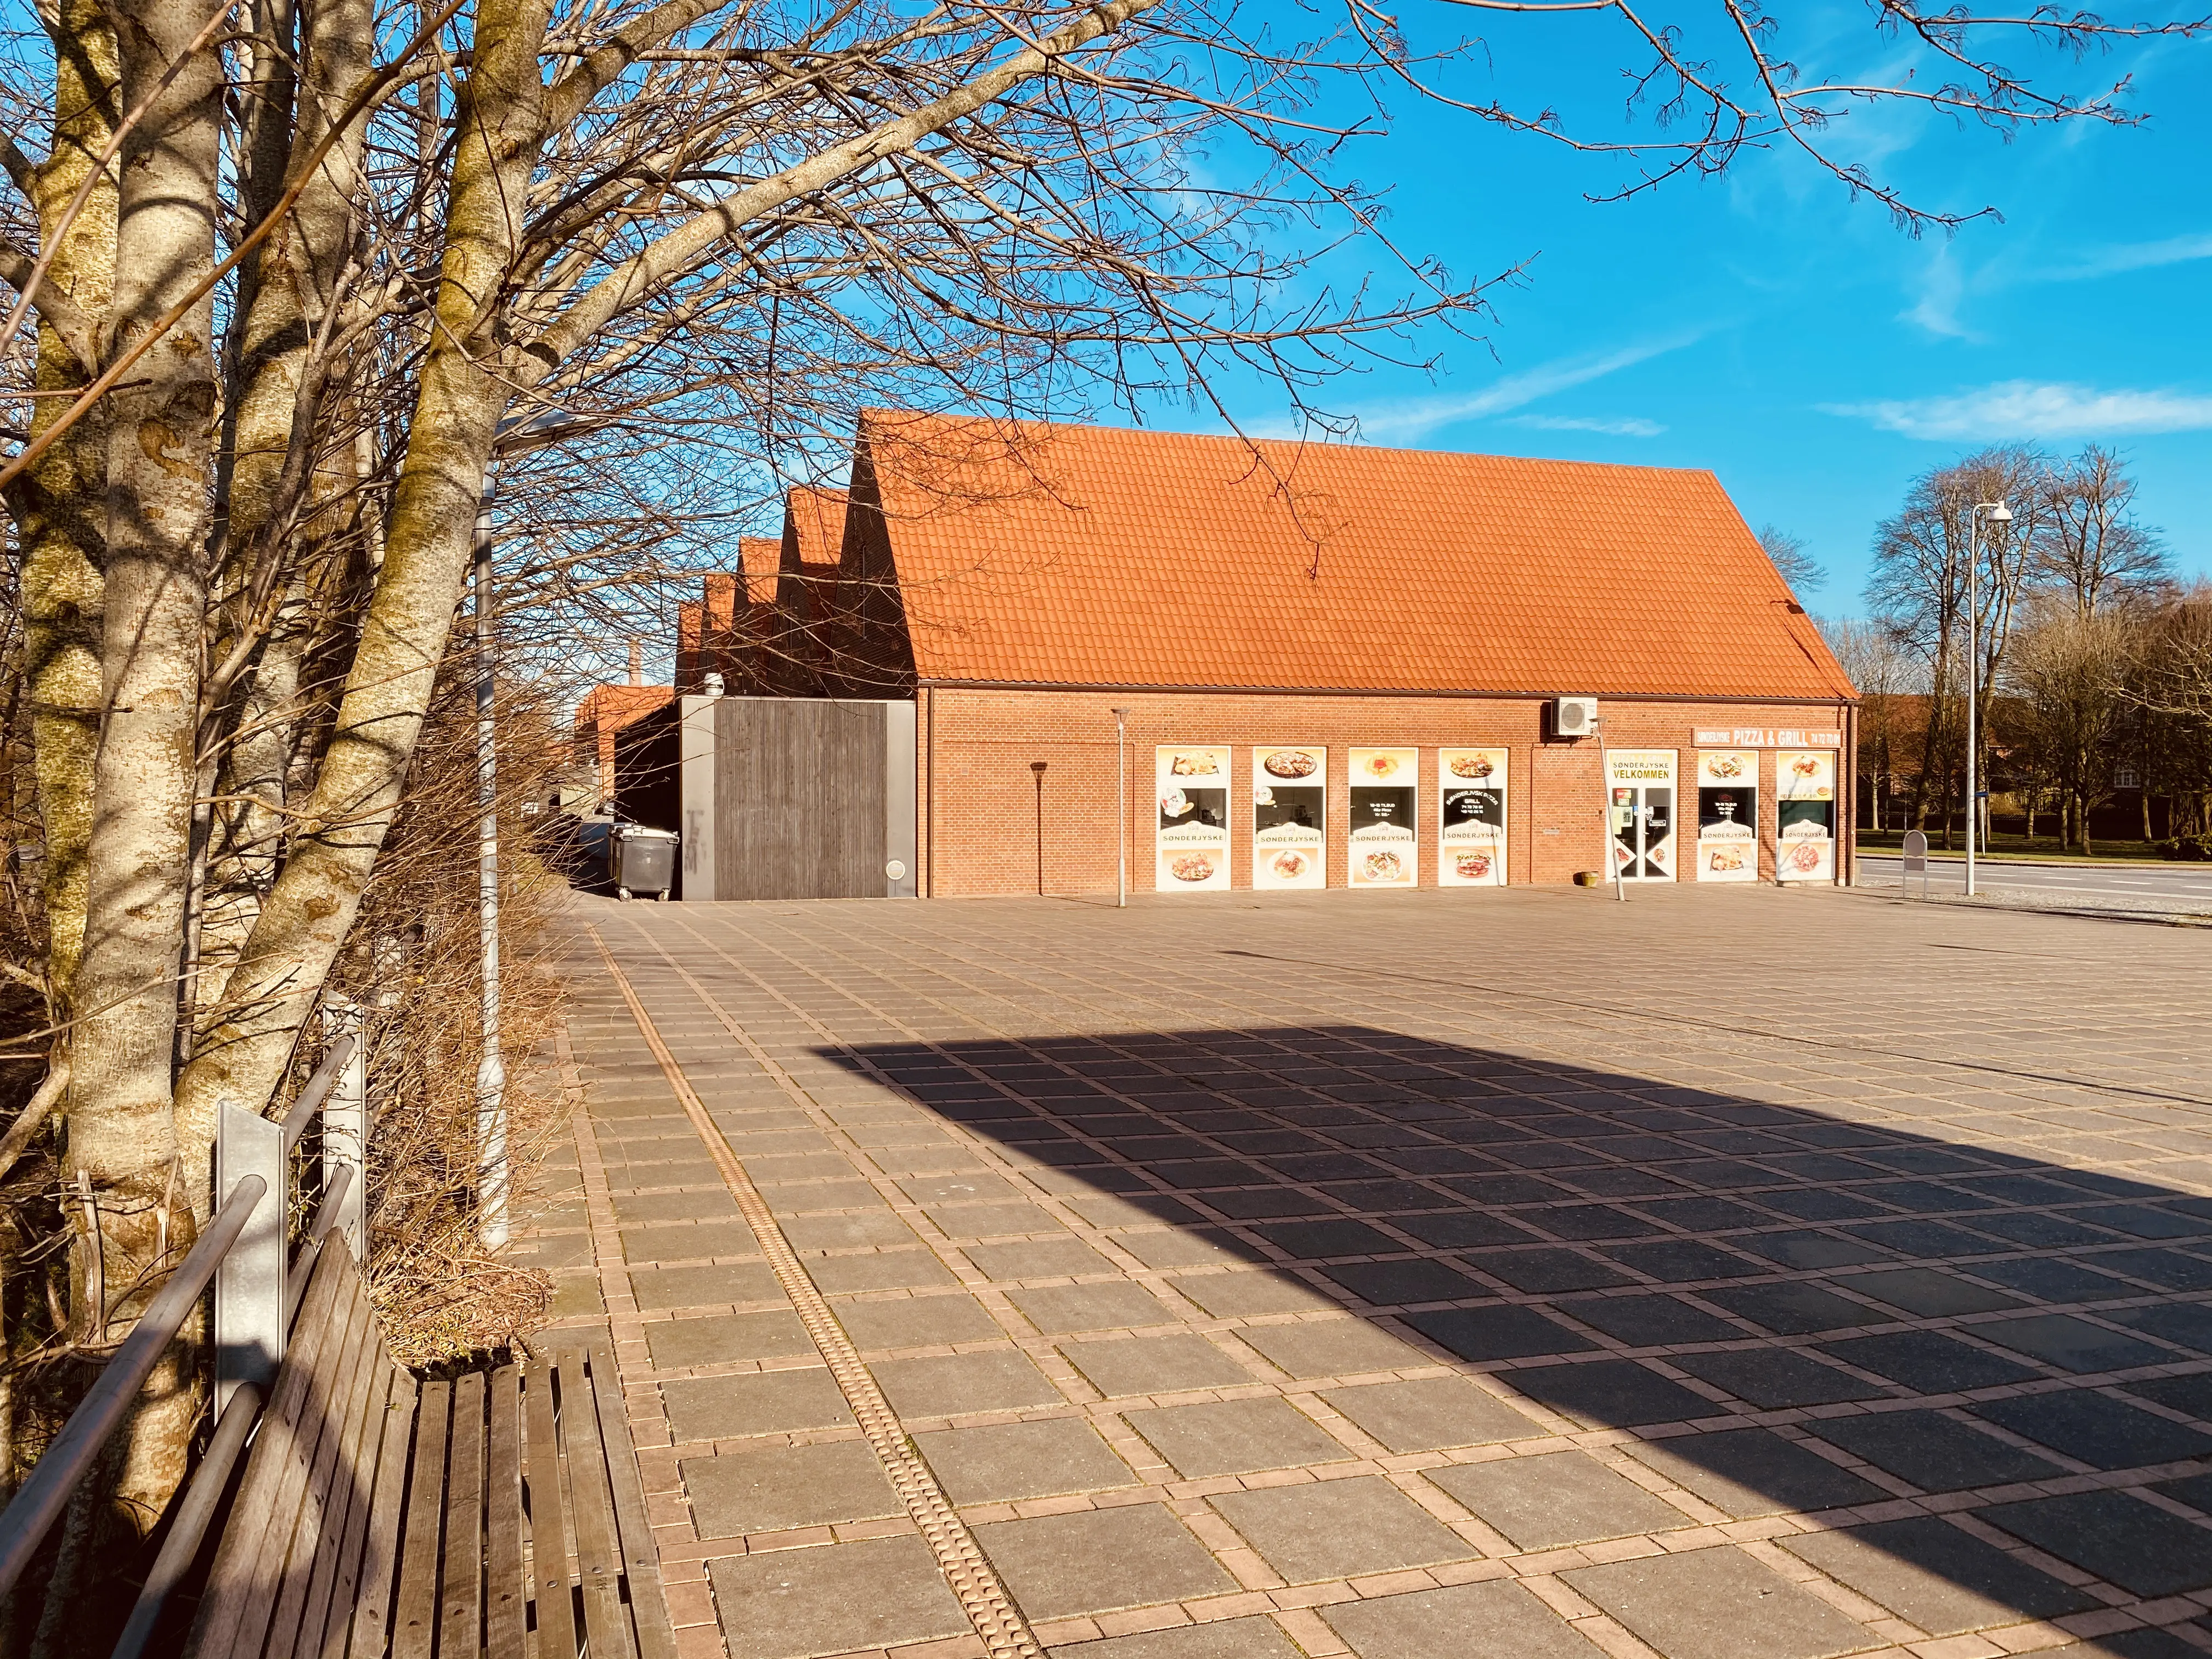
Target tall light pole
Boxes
[1965,500,2012,899]
[1111,707,1130,907]
[473,473,507,1248]
[474,409,601,1249]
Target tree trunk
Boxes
[194,0,376,1021]
[54,0,227,1611]
[4,0,119,1025]
[174,0,556,1146]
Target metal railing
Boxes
[0,1000,369,1653]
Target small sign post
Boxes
[1901,829,1929,899]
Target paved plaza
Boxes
[523,882,2212,1659]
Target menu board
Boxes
[1776,750,1837,883]
[1346,748,1418,887]
[1695,750,1759,883]
[1252,747,1326,889]
[1605,749,1677,881]
[1438,748,1508,886]
[1156,746,1231,891]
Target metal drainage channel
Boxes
[589,927,1044,1659]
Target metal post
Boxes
[1594,716,1625,902]
[1966,509,1979,899]
[1112,707,1130,907]
[322,997,367,1256]
[215,1100,286,1414]
[474,472,509,1249]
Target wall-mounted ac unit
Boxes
[1551,696,1599,738]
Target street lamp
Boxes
[1965,499,2012,898]
[1111,707,1131,907]
[473,409,602,1249]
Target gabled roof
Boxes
[847,412,1854,701]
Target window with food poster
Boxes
[1347,748,1418,887]
[1438,748,1508,886]
[1605,749,1677,882]
[1156,746,1231,891]
[1695,750,1759,883]
[1775,750,1837,883]
[1252,748,1326,889]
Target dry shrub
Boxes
[323,658,574,1365]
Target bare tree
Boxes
[2035,445,2171,619]
[1758,525,1826,600]
[1816,616,1918,830]
[1864,448,2051,843]
[2005,597,2137,854]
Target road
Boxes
[1860,851,2212,910]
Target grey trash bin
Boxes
[612,825,679,900]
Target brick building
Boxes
[651,411,1859,899]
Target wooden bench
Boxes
[184,1240,676,1659]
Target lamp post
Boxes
[473,410,601,1249]
[1111,707,1130,907]
[1965,500,2012,899]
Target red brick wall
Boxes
[916,687,1854,897]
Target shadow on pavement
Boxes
[823,1023,2212,1652]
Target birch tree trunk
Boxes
[52,0,227,1592]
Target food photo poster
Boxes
[1347,748,1418,887]
[1252,748,1327,889]
[1437,748,1506,886]
[1695,750,1758,883]
[1775,750,1837,883]
[1156,746,1232,890]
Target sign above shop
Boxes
[1693,728,1843,748]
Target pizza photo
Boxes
[1362,850,1404,882]
[1263,750,1317,778]
[1449,755,1494,778]
[1270,849,1311,879]
[1168,853,1216,882]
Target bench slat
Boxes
[390,1379,450,1659]
[266,1265,386,1659]
[438,1373,486,1659]
[484,1368,526,1659]
[522,1361,577,1659]
[555,1350,633,1659]
[295,1279,398,1659]
[584,1343,678,1659]
[337,1369,419,1659]
[188,1243,371,1659]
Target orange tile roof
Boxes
[851,412,1854,701]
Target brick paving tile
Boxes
[707,1533,969,1658]
[1780,1518,2101,1635]
[1207,1475,1479,1582]
[1425,1449,1690,1550]
[1044,1615,1302,1656]
[970,1504,1236,1620]
[1565,1546,1877,1659]
[553,887,2212,1659]
[1319,1578,1611,1657]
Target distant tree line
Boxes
[1819,447,2211,855]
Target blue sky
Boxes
[1157,3,2212,613]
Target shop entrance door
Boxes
[1606,751,1678,882]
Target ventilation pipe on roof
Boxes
[628,639,643,685]
[703,672,725,698]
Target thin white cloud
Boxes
[1822,380,2212,439]
[1901,247,1979,341]
[1507,414,1667,438]
[1349,332,1702,442]
[2043,232,2212,282]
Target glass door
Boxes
[1605,750,1678,882]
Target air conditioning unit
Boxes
[1551,696,1599,738]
